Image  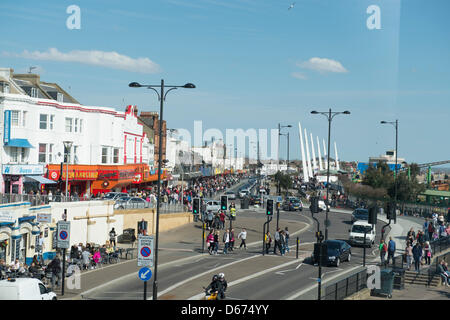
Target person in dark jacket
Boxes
[387,237,396,265]
[412,242,423,272]
[48,255,62,290]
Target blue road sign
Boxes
[138,267,152,281]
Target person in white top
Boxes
[238,228,247,250]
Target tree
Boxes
[274,171,292,194]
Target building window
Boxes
[73,146,78,163]
[38,144,47,163]
[74,119,78,133]
[31,87,38,98]
[20,148,26,163]
[39,114,48,130]
[11,111,19,127]
[22,111,27,127]
[57,92,64,102]
[50,115,55,130]
[10,147,18,163]
[79,119,83,133]
[113,148,119,164]
[102,147,109,164]
[65,118,73,132]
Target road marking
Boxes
[275,262,304,275]
[188,256,309,300]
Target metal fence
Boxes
[113,202,187,213]
[0,193,94,206]
[324,268,367,300]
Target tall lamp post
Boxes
[129,80,195,300]
[311,109,350,241]
[278,124,292,195]
[63,141,73,200]
[381,119,398,228]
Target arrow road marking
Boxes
[275,262,304,275]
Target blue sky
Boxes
[1,0,449,165]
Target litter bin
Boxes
[240,198,249,209]
[392,267,405,290]
[371,269,395,298]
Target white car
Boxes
[206,200,220,212]
[224,191,236,200]
[349,221,376,247]
[318,200,330,212]
[0,278,57,300]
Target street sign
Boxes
[277,196,282,203]
[57,221,70,249]
[138,267,152,281]
[138,235,154,267]
[37,213,51,223]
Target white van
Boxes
[0,278,57,300]
[348,221,376,247]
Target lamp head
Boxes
[128,82,142,88]
[380,121,387,124]
[343,111,351,115]
[183,83,196,89]
[311,111,318,114]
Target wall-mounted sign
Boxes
[0,211,15,223]
[3,110,11,144]
[37,213,52,223]
[2,164,45,175]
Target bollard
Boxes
[296,237,299,259]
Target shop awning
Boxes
[18,216,36,223]
[5,138,34,148]
[24,175,57,184]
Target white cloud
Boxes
[297,57,348,74]
[291,72,307,80]
[9,48,161,74]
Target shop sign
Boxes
[37,213,52,223]
[3,110,11,144]
[0,211,15,223]
[2,164,44,175]
[49,169,98,181]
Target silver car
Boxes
[114,197,148,209]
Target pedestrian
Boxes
[109,227,117,248]
[81,247,91,270]
[423,241,432,265]
[206,230,215,254]
[280,230,286,256]
[416,230,425,245]
[238,228,247,250]
[284,227,290,253]
[406,228,415,245]
[223,229,230,254]
[48,255,62,291]
[207,210,214,230]
[273,228,282,255]
[405,242,413,271]
[265,231,272,254]
[379,239,387,266]
[229,229,235,251]
[412,241,423,272]
[213,231,220,255]
[387,237,396,265]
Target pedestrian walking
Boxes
[284,227,290,253]
[405,242,413,270]
[273,228,282,255]
[223,229,230,254]
[412,241,423,272]
[229,229,235,251]
[206,230,215,255]
[238,228,247,250]
[219,211,226,230]
[207,210,214,230]
[406,228,415,246]
[423,241,432,265]
[379,239,387,266]
[48,255,62,291]
[213,231,220,255]
[109,228,117,249]
[280,230,286,256]
[387,237,396,265]
[265,231,272,254]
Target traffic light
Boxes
[192,198,200,214]
[386,202,396,221]
[266,199,274,215]
[221,195,228,211]
[368,205,378,225]
[310,196,319,214]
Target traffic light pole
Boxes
[311,210,322,301]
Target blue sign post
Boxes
[139,267,152,300]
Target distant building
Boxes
[357,150,405,175]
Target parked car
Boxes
[248,194,261,205]
[0,278,57,300]
[311,240,352,267]
[351,208,369,223]
[205,200,220,212]
[349,221,376,247]
[103,192,128,201]
[238,189,249,198]
[114,197,147,209]
[118,228,136,243]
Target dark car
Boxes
[282,198,303,211]
[351,208,369,223]
[312,240,352,267]
[117,228,136,243]
[248,194,261,205]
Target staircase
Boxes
[404,270,442,287]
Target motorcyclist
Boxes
[204,274,220,297]
[217,273,227,300]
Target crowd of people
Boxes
[264,227,291,256]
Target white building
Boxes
[0,68,155,196]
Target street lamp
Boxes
[311,109,350,241]
[63,141,73,200]
[129,79,195,300]
[380,119,399,229]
